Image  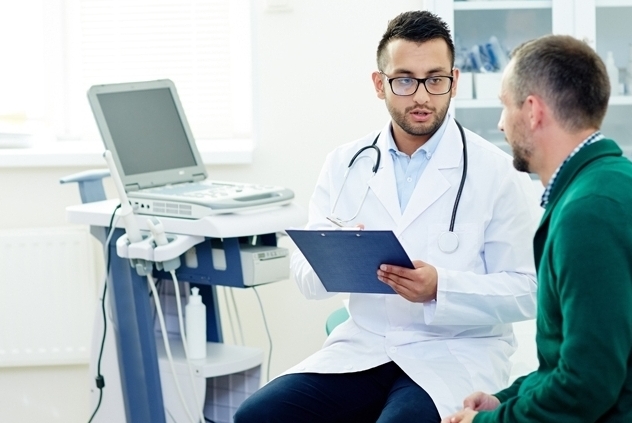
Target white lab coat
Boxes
[287,117,539,417]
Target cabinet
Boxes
[424,0,632,155]
[591,0,632,153]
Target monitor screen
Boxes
[96,88,197,176]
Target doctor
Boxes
[234,10,539,423]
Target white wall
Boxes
[0,1,424,422]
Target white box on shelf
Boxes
[455,72,473,99]
[474,72,502,99]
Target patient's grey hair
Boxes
[508,35,609,132]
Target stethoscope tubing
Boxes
[350,119,468,234]
[449,120,468,233]
[348,143,381,173]
[331,119,467,252]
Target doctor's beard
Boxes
[386,97,451,138]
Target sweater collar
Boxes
[540,132,604,208]
[539,138,622,223]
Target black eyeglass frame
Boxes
[379,71,454,96]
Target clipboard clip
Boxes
[326,216,364,232]
[326,216,347,227]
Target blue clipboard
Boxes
[286,229,414,294]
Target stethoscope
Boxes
[329,119,468,254]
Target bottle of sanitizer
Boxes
[185,287,207,360]
[606,51,620,96]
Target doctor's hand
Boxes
[343,223,365,230]
[377,260,437,302]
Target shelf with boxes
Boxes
[434,0,632,156]
[453,98,501,108]
[451,2,553,101]
[431,0,556,148]
[595,3,632,96]
[593,0,632,148]
[453,1,552,11]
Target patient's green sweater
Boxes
[474,140,632,423]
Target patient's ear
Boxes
[525,94,545,130]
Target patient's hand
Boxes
[442,407,477,423]
[442,392,500,423]
[462,391,500,411]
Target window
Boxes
[0,0,47,147]
[0,0,252,149]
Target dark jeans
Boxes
[233,361,440,423]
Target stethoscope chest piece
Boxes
[438,231,459,254]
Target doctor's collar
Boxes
[387,114,450,159]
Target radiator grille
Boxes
[0,227,98,367]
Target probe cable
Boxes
[252,286,273,382]
[147,272,199,423]
[169,270,206,423]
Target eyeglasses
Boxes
[379,71,454,96]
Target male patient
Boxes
[235,10,539,422]
[445,34,632,423]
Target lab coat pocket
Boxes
[427,223,484,271]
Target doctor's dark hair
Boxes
[376,11,455,71]
[508,35,609,132]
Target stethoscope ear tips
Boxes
[438,231,459,254]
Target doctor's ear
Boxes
[372,71,386,100]
[450,68,460,99]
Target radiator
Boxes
[0,227,99,367]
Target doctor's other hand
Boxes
[441,407,477,423]
[377,260,437,302]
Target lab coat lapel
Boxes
[398,120,462,233]
[367,128,402,223]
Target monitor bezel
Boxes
[87,79,207,191]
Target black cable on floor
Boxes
[88,204,120,423]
